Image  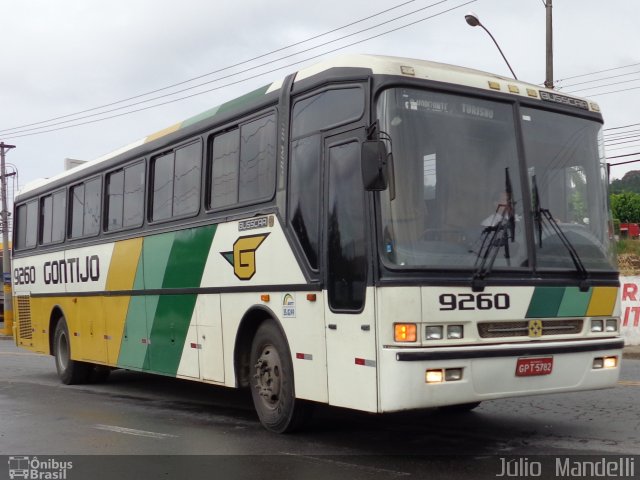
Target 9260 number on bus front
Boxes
[439,293,510,311]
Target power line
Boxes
[606,142,640,152]
[567,76,640,94]
[604,137,640,147]
[560,69,640,89]
[604,122,640,132]
[608,151,640,161]
[583,85,640,98]
[604,128,640,138]
[4,0,475,140]
[608,157,640,167]
[555,61,640,84]
[604,134,640,143]
[0,0,437,136]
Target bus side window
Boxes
[150,141,202,222]
[40,190,66,245]
[15,200,38,249]
[69,177,101,238]
[209,129,240,210]
[208,112,276,211]
[327,141,367,311]
[289,134,321,270]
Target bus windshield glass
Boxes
[376,87,616,272]
[521,107,615,271]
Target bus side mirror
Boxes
[361,140,388,191]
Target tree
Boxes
[610,192,640,222]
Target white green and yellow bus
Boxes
[12,55,623,433]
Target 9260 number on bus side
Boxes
[439,293,510,311]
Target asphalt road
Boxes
[1,338,639,480]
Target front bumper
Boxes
[378,338,623,412]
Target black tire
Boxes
[53,317,91,385]
[249,321,312,433]
[439,401,481,413]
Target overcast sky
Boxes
[1,0,639,194]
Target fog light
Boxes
[604,356,618,369]
[425,369,444,383]
[606,319,618,332]
[426,326,443,340]
[394,323,417,342]
[445,368,463,381]
[593,357,604,369]
[591,319,603,332]
[447,325,464,339]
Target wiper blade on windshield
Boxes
[471,168,515,292]
[531,174,589,290]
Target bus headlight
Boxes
[590,319,604,332]
[447,325,464,339]
[425,369,444,383]
[425,326,443,340]
[605,319,618,332]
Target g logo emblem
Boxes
[528,319,543,338]
[221,234,269,280]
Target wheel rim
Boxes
[56,330,70,371]
[253,344,282,410]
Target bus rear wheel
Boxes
[249,321,311,433]
[53,317,91,385]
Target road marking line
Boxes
[617,380,640,387]
[0,352,43,356]
[93,424,178,439]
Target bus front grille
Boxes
[478,319,584,338]
[16,295,33,340]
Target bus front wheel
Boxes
[53,317,91,385]
[249,321,311,433]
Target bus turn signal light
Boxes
[394,323,417,342]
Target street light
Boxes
[464,11,518,80]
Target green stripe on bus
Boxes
[557,287,592,317]
[162,225,216,288]
[118,296,150,370]
[146,225,217,375]
[215,84,271,117]
[526,287,566,318]
[117,225,216,373]
[143,232,176,290]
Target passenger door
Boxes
[323,131,378,412]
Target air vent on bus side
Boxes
[16,295,33,340]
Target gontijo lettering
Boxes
[44,256,100,284]
[14,256,101,285]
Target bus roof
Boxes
[18,54,600,197]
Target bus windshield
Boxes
[376,87,616,272]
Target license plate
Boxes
[515,356,553,377]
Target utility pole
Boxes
[544,0,554,89]
[0,142,15,337]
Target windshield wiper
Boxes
[471,168,515,291]
[531,174,589,291]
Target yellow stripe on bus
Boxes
[585,287,618,317]
[106,238,143,291]
[145,123,181,143]
[101,238,144,364]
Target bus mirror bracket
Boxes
[361,140,389,191]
